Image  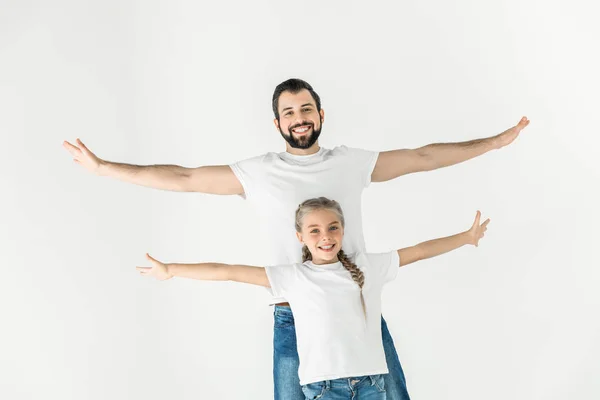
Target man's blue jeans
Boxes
[273,305,410,400]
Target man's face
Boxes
[274,89,325,149]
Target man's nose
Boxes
[293,118,308,126]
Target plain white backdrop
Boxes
[1,0,599,399]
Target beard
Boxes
[278,119,322,149]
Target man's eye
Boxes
[302,108,311,112]
[285,112,293,116]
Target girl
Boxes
[137,197,489,399]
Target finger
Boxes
[136,266,151,271]
[146,253,159,263]
[76,138,93,156]
[63,141,81,156]
[473,211,481,227]
[518,116,530,128]
[481,218,491,228]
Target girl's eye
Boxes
[329,226,338,231]
[310,229,319,234]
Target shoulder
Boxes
[360,251,398,267]
[267,262,302,274]
[230,152,280,172]
[265,262,299,282]
[329,145,350,156]
[233,152,271,165]
[330,145,378,160]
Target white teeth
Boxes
[294,126,309,133]
[321,245,334,250]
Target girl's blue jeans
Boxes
[302,374,386,399]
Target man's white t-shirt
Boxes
[230,146,379,304]
[265,251,400,385]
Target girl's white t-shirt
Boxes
[265,251,400,385]
[230,146,379,304]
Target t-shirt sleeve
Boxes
[342,146,380,188]
[229,154,267,200]
[264,265,296,299]
[364,250,400,285]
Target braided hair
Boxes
[296,197,367,318]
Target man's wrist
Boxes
[96,159,109,176]
[486,134,502,151]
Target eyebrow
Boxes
[307,221,340,228]
[281,103,314,113]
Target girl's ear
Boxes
[296,231,303,244]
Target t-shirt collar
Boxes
[279,146,326,162]
[304,260,342,271]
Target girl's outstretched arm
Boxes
[136,253,270,287]
[397,211,490,267]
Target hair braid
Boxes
[302,245,313,262]
[337,249,367,318]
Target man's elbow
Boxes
[414,147,438,171]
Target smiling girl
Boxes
[137,197,489,399]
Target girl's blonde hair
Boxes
[295,197,367,318]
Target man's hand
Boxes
[466,211,490,247]
[136,253,173,281]
[63,138,104,174]
[494,116,530,149]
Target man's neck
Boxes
[285,142,321,156]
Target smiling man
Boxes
[63,78,529,400]
[275,88,324,150]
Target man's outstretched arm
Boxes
[371,116,530,182]
[63,138,244,195]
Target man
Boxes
[63,78,529,400]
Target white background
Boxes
[1,0,599,399]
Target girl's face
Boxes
[296,209,344,265]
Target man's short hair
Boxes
[272,78,322,120]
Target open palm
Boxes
[62,138,103,173]
[136,253,172,281]
[467,211,490,247]
[495,116,530,148]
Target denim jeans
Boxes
[273,306,410,400]
[302,375,386,400]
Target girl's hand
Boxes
[466,211,490,247]
[136,253,173,280]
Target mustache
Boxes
[289,121,314,131]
